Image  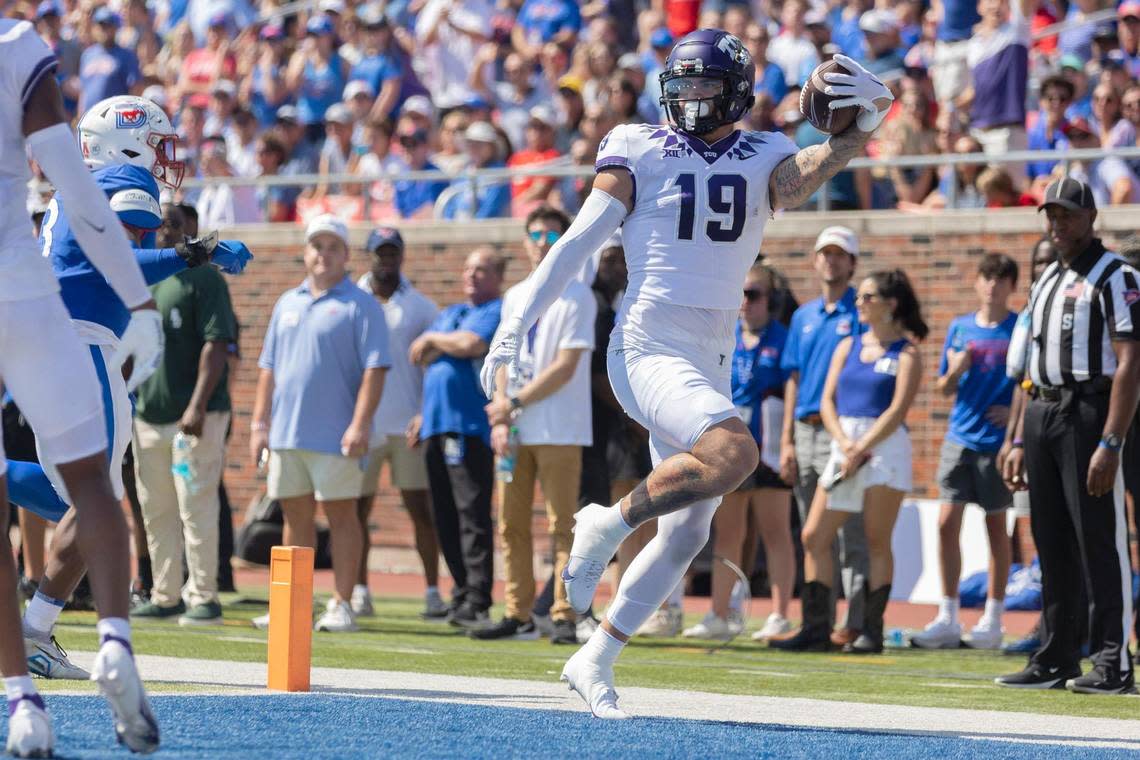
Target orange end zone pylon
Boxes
[267,545,314,692]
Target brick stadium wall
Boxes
[221,209,1139,564]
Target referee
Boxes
[998,178,1140,694]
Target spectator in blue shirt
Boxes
[774,226,869,649]
[394,124,447,218]
[512,0,581,60]
[286,15,349,144]
[409,247,503,628]
[351,9,404,124]
[250,215,390,633]
[913,254,1018,652]
[745,23,788,105]
[441,121,511,220]
[1028,76,1074,183]
[79,9,141,114]
[931,0,979,105]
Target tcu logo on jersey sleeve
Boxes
[115,108,148,129]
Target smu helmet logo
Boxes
[115,108,148,129]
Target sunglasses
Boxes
[856,292,880,304]
[743,288,768,302]
[1042,93,1071,103]
[529,230,560,245]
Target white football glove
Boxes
[480,317,523,398]
[111,308,165,393]
[823,53,895,132]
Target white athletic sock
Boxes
[938,596,959,622]
[582,626,626,668]
[601,500,634,536]
[23,591,65,638]
[96,617,132,647]
[352,584,368,597]
[982,598,1004,623]
[4,676,37,702]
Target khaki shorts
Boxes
[267,449,366,502]
[362,434,429,495]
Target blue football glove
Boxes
[212,240,254,274]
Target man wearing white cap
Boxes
[249,214,391,633]
[440,121,511,219]
[771,225,870,651]
[506,105,562,214]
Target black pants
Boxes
[424,434,494,610]
[1025,392,1133,674]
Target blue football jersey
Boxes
[40,164,163,338]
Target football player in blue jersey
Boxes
[10,96,252,686]
[480,30,893,718]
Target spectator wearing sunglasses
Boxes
[393,121,448,220]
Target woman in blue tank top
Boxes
[286,16,349,145]
[782,269,928,655]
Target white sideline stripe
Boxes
[62,653,1140,750]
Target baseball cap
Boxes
[402,95,435,120]
[617,52,642,71]
[344,80,375,100]
[260,24,285,41]
[814,226,859,256]
[649,27,674,48]
[1039,177,1096,212]
[93,7,121,26]
[1059,53,1086,71]
[34,1,59,20]
[528,104,557,129]
[464,121,498,144]
[306,214,349,245]
[306,15,335,36]
[208,10,231,28]
[320,0,346,14]
[366,226,404,253]
[357,4,388,27]
[1120,0,1140,20]
[324,102,353,125]
[211,79,237,98]
[1093,20,1117,39]
[275,104,300,123]
[557,74,583,94]
[1062,116,1095,138]
[859,9,898,34]
[462,94,490,112]
[805,8,828,26]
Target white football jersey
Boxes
[595,123,797,311]
[0,20,62,301]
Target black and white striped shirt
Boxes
[1028,240,1140,388]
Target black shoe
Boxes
[469,617,538,640]
[550,619,577,645]
[1066,664,1137,695]
[995,662,1081,689]
[770,581,833,652]
[448,602,490,630]
[843,584,890,654]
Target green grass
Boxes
[39,593,1140,721]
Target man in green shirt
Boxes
[131,204,238,626]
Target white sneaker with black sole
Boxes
[90,638,160,754]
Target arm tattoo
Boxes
[769,128,872,211]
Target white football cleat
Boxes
[6,695,53,758]
[560,649,629,720]
[26,633,91,679]
[90,638,160,754]
[909,616,962,649]
[562,503,628,614]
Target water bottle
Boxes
[886,627,906,648]
[495,425,520,483]
[171,432,201,495]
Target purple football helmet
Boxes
[659,29,756,136]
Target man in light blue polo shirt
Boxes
[409,247,503,628]
[773,226,869,651]
[250,214,390,634]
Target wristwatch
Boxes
[508,396,523,413]
[1100,433,1123,452]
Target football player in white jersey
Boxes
[0,19,162,757]
[480,29,893,719]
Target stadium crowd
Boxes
[12,0,1140,222]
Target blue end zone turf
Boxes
[27,694,1138,759]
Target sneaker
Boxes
[995,662,1081,689]
[909,616,962,649]
[562,503,628,614]
[350,586,374,618]
[964,617,1004,650]
[90,638,160,754]
[129,600,186,620]
[179,601,223,628]
[26,634,90,679]
[575,614,599,644]
[251,613,270,630]
[560,648,629,719]
[636,606,683,638]
[1002,631,1041,656]
[682,612,736,640]
[752,613,792,641]
[533,613,555,638]
[129,587,151,610]
[314,599,358,633]
[421,589,449,621]
[469,617,539,641]
[6,694,53,758]
[1066,664,1138,695]
[448,602,490,630]
[551,619,578,645]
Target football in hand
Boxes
[799,59,861,135]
